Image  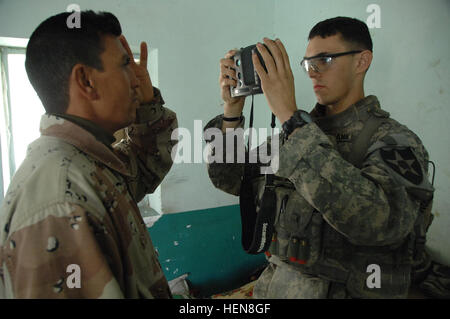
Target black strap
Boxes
[239,172,259,253]
[239,96,277,254]
[222,115,243,122]
[239,177,277,254]
[265,113,276,186]
[347,116,385,168]
[247,94,254,151]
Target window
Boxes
[0,37,161,222]
[0,37,43,201]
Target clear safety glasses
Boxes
[300,50,363,73]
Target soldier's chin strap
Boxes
[239,94,277,254]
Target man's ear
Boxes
[356,50,373,74]
[71,64,98,100]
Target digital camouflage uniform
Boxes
[204,95,433,298]
[0,88,177,298]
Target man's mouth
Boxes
[314,84,325,91]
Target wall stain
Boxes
[429,59,442,80]
[429,59,441,68]
[166,175,189,184]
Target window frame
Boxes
[0,38,29,203]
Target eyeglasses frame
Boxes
[300,50,364,73]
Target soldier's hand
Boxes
[219,50,245,117]
[253,38,298,124]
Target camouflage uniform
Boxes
[204,95,433,298]
[0,88,177,298]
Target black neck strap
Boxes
[240,95,277,254]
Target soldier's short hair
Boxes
[308,17,373,52]
[25,11,122,114]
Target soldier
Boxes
[205,17,434,298]
[0,11,177,298]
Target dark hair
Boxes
[25,10,122,114]
[308,17,373,52]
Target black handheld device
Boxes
[230,44,271,97]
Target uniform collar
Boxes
[311,95,381,130]
[39,114,132,177]
[49,113,116,148]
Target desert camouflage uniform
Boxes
[204,95,433,298]
[0,88,177,298]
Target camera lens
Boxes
[236,59,240,67]
[237,72,241,79]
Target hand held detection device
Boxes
[230,44,271,98]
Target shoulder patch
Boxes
[380,147,423,185]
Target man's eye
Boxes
[317,57,329,65]
[124,58,131,66]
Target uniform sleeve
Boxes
[204,114,282,196]
[204,114,247,196]
[114,88,178,203]
[276,122,431,246]
[2,203,124,298]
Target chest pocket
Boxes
[252,176,324,267]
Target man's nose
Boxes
[308,67,319,79]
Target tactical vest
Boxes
[241,106,435,298]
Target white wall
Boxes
[1,0,448,264]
